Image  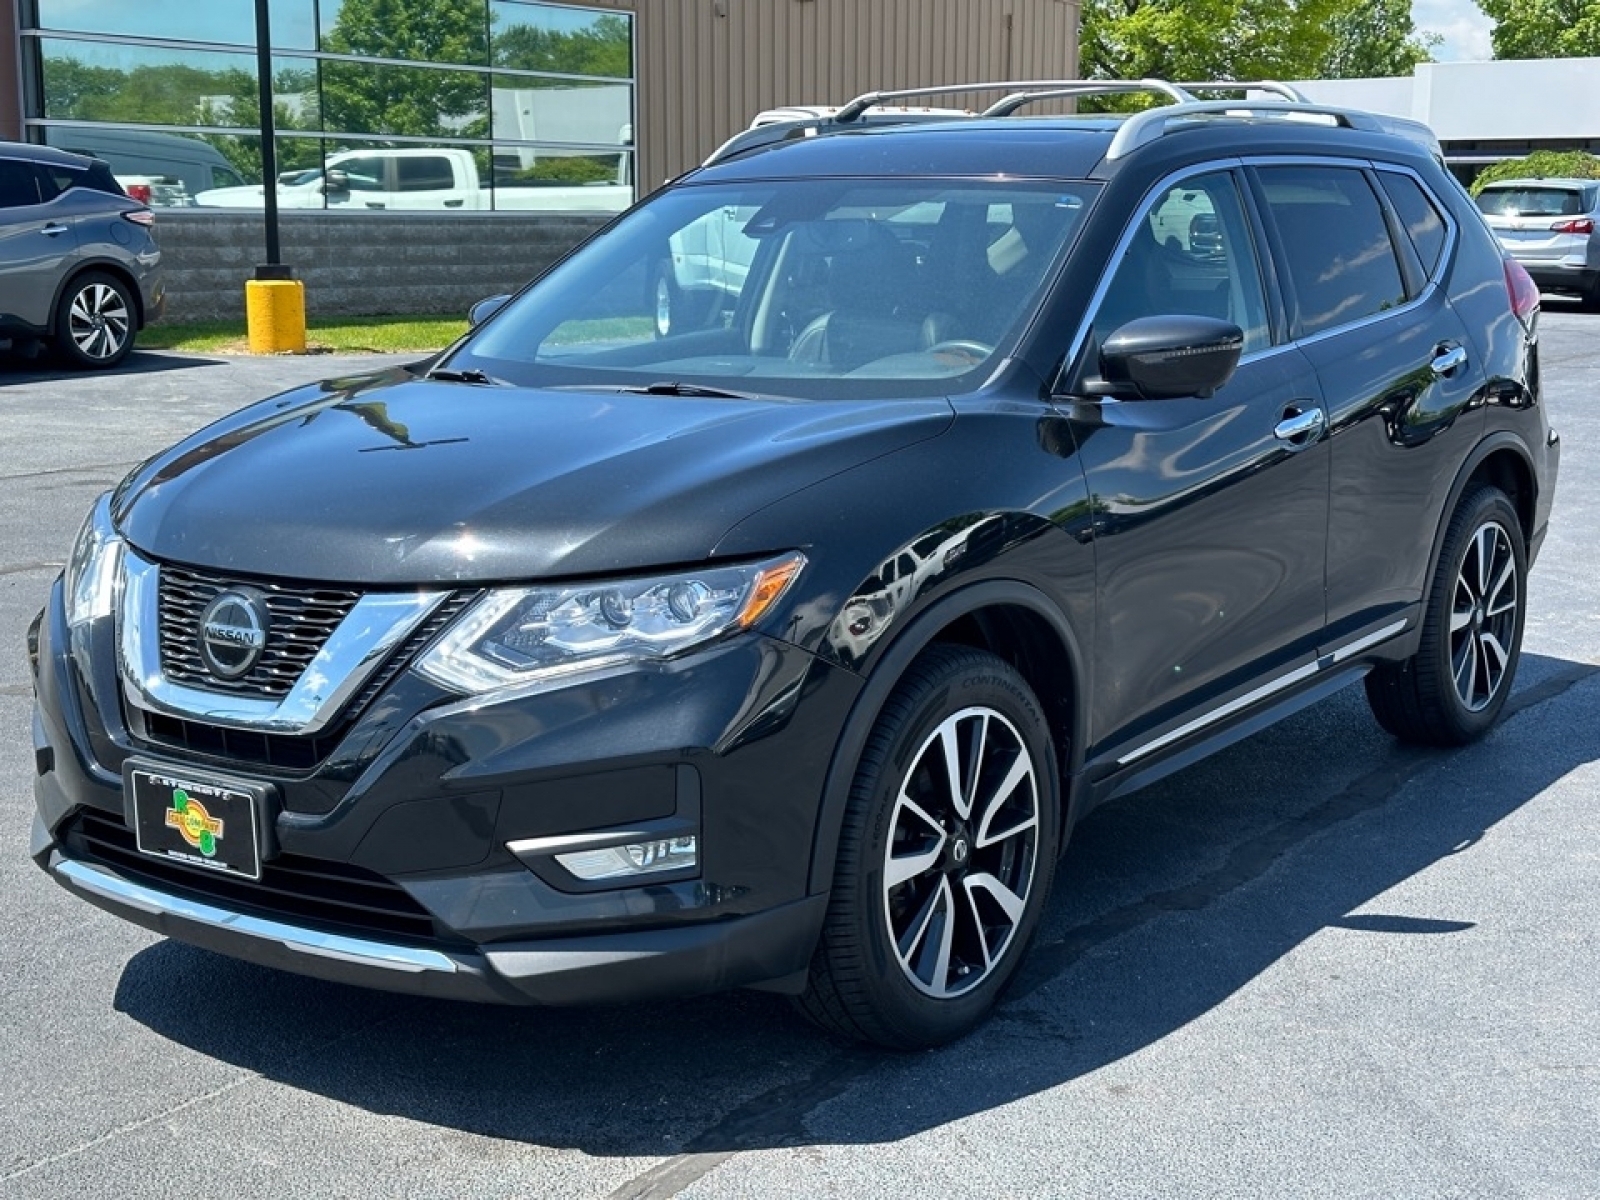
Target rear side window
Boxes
[0,159,42,208]
[396,157,458,192]
[1257,166,1407,339]
[1378,173,1448,276]
[36,162,123,201]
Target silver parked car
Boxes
[1475,176,1600,309]
[0,141,165,369]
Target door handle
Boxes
[1273,406,1325,446]
[1431,344,1468,377]
[41,223,69,236]
[444,198,464,208]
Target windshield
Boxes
[1475,186,1593,217]
[450,177,1097,397]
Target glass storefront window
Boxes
[25,1,637,215]
[319,0,489,68]
[489,76,631,152]
[489,3,631,78]
[321,60,489,140]
[491,144,631,211]
[33,0,317,52]
[38,40,316,131]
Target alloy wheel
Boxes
[882,705,1040,999]
[67,282,131,362]
[1450,519,1518,712]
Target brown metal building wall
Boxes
[2,0,23,141]
[630,0,1080,194]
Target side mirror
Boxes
[468,294,511,327]
[322,169,349,194]
[1098,315,1244,400]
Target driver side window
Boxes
[1092,171,1270,356]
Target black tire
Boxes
[1365,485,1526,745]
[54,271,137,370]
[796,645,1060,1049]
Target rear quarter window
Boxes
[1377,172,1449,278]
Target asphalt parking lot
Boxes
[2,311,1597,1200]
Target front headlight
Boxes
[414,552,806,695]
[65,493,123,632]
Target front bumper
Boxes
[31,576,858,1005]
[41,832,825,1004]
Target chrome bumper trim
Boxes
[54,858,459,975]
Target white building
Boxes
[1293,58,1600,179]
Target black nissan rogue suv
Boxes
[29,81,1559,1049]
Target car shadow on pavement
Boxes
[111,652,1600,1162]
[0,350,223,381]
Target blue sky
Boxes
[1415,0,1495,61]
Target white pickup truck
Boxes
[195,147,630,214]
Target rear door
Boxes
[1250,162,1485,652]
[0,158,78,328]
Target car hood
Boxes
[113,369,953,585]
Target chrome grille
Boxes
[158,565,362,697]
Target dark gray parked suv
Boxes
[0,141,164,369]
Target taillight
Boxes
[124,183,152,204]
[1550,217,1595,234]
[122,209,155,227]
[1504,256,1540,322]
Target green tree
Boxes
[1321,0,1440,76]
[1082,0,1435,103]
[1469,150,1600,193]
[320,0,489,138]
[1475,0,1600,58]
[491,13,632,76]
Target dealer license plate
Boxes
[129,764,264,881]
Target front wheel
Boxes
[797,645,1059,1049]
[1365,485,1527,744]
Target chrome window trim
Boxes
[118,549,448,736]
[53,858,460,974]
[1060,154,1464,396]
[1116,618,1409,766]
[1249,158,1460,350]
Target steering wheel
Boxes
[925,340,994,364]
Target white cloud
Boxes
[1414,0,1495,62]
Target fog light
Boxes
[555,836,698,881]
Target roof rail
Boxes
[833,78,1194,123]
[1176,80,1309,102]
[700,78,1432,169]
[1106,99,1388,160]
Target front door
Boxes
[1064,168,1330,766]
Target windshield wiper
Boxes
[619,381,757,399]
[427,367,504,385]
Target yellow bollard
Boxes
[245,279,307,354]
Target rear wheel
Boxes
[1365,485,1526,744]
[55,271,136,369]
[797,645,1059,1049]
